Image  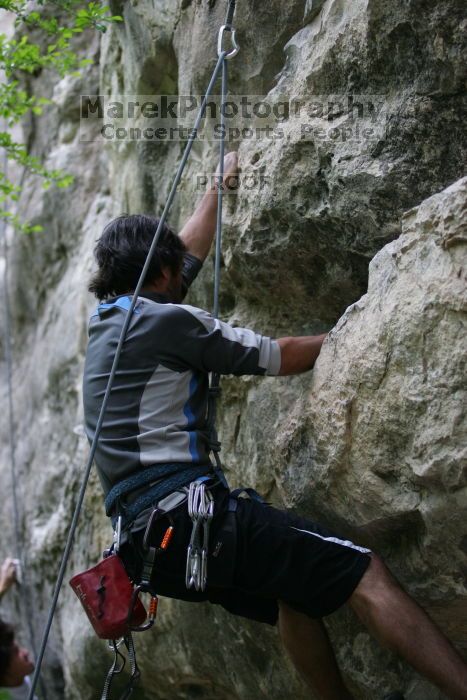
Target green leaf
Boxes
[0,0,123,233]
[57,174,74,187]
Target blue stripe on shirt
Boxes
[183,374,200,462]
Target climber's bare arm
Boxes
[179,151,238,261]
[277,334,327,375]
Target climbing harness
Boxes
[29,3,239,698]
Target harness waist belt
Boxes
[107,462,213,528]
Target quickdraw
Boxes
[185,481,215,592]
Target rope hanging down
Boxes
[207,50,229,484]
[1,152,48,700]
[1,164,22,602]
[27,2,239,697]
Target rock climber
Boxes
[83,152,467,700]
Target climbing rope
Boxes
[27,2,238,697]
[1,176,22,591]
[1,153,48,700]
[1,152,48,700]
[207,35,230,487]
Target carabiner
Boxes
[129,586,157,633]
[113,515,122,555]
[217,24,239,59]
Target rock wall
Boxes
[0,1,466,699]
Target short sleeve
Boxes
[181,252,203,298]
[157,304,281,376]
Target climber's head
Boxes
[0,618,34,687]
[89,214,186,302]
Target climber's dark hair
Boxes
[89,214,186,301]
[0,617,15,684]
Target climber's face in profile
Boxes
[2,641,35,687]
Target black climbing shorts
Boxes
[120,484,372,626]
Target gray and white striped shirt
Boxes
[83,283,281,496]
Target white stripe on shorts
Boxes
[290,526,371,555]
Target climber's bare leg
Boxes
[349,555,467,700]
[278,601,355,699]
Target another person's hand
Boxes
[0,558,18,597]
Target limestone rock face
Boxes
[0,1,466,699]
[272,177,467,698]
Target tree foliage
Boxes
[0,1,122,232]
